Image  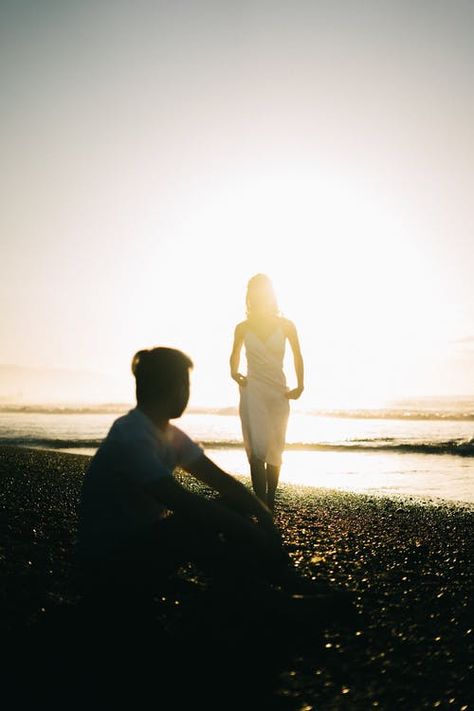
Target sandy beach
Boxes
[1,445,473,710]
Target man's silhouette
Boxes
[77,347,302,598]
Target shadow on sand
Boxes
[7,573,344,710]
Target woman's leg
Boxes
[250,456,267,503]
[266,464,280,512]
[265,393,288,512]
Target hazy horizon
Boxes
[0,363,473,413]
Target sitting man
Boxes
[77,346,349,614]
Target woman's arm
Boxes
[285,320,304,399]
[229,322,247,386]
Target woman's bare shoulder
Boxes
[234,320,248,336]
[280,317,296,334]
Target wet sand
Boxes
[1,445,473,710]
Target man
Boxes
[75,347,354,710]
[77,347,302,597]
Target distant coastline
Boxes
[1,401,474,421]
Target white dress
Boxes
[239,325,290,467]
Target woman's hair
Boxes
[131,347,193,404]
[246,273,279,317]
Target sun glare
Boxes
[154,166,443,408]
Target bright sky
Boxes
[1,0,473,407]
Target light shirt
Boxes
[77,408,203,559]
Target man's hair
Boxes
[131,347,193,404]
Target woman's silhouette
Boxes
[230,274,304,511]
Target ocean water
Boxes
[0,406,473,504]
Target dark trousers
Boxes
[78,513,289,607]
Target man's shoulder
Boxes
[109,410,134,433]
[167,422,195,446]
[167,423,203,464]
[107,409,151,443]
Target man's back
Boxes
[77,408,202,560]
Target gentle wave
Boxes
[1,404,474,421]
[0,437,104,449]
[194,438,474,457]
[1,436,474,457]
[311,409,474,421]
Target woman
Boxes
[230,274,304,511]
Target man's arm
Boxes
[144,474,276,550]
[184,453,277,534]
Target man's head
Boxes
[131,347,193,419]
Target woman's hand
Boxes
[286,386,304,400]
[232,372,247,387]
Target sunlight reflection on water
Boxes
[2,410,473,504]
[206,448,474,505]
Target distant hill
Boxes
[187,406,238,416]
[0,364,130,405]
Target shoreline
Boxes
[4,443,474,509]
[1,445,473,709]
